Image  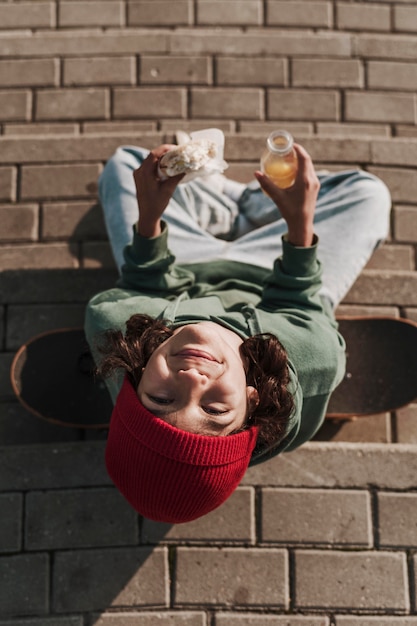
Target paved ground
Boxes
[1,0,417,623]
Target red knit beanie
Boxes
[105,377,258,523]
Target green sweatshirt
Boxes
[85,222,346,465]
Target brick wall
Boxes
[1,440,417,623]
[0,0,415,276]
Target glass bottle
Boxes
[260,130,298,189]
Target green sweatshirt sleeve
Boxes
[252,235,346,456]
[117,221,195,296]
[260,235,324,313]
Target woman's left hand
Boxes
[134,145,184,238]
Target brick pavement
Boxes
[0,0,417,623]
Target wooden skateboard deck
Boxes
[10,328,112,429]
[326,316,417,418]
[10,317,417,428]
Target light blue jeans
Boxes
[99,146,392,308]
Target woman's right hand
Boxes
[134,145,184,238]
[254,144,320,247]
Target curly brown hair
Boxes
[96,314,294,448]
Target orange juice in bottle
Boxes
[260,130,298,189]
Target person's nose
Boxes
[176,367,209,386]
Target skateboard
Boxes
[10,317,417,428]
[326,316,417,418]
[10,328,113,429]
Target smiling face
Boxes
[137,322,259,436]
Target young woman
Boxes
[85,141,391,523]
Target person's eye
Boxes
[148,395,172,405]
[203,406,228,416]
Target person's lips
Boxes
[175,349,219,362]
